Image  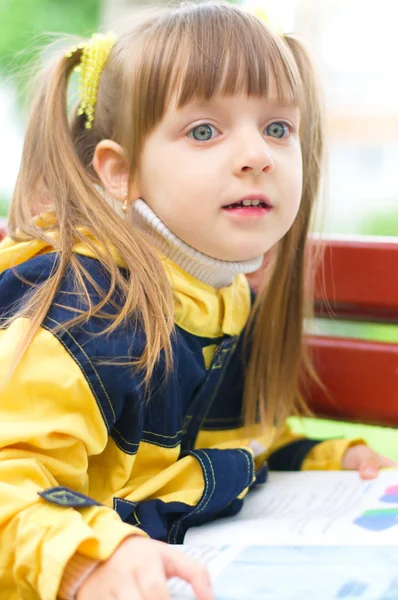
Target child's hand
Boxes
[77,536,214,600]
[342,444,397,479]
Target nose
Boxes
[233,130,274,177]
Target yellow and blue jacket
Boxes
[0,231,355,599]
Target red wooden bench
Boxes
[0,219,6,241]
[247,236,397,428]
[307,236,398,427]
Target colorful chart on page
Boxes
[354,483,398,532]
[380,485,398,504]
[354,508,398,532]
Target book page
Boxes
[185,470,398,546]
[169,544,398,600]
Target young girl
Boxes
[0,2,394,599]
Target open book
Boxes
[185,469,398,546]
[170,470,398,599]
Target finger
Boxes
[358,455,382,479]
[78,581,142,600]
[378,455,398,468]
[80,577,143,600]
[136,566,170,600]
[161,546,214,600]
[112,580,143,600]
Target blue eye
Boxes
[266,122,289,139]
[189,124,215,141]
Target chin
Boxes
[222,251,265,263]
[207,242,268,263]
[234,247,268,262]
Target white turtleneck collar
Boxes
[132,199,263,289]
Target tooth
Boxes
[242,199,251,206]
[251,199,260,206]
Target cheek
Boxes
[138,153,174,205]
[294,173,303,208]
[290,153,303,206]
[280,156,303,226]
[140,144,197,195]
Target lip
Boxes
[222,194,273,208]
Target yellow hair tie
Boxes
[250,6,284,36]
[66,32,116,129]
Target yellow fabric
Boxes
[160,257,251,337]
[301,438,367,471]
[0,224,251,340]
[195,425,264,448]
[0,321,142,599]
[110,441,204,507]
[196,424,361,474]
[262,425,365,472]
[0,229,127,273]
[196,424,270,470]
[0,319,208,599]
[202,344,218,369]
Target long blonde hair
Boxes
[8,2,325,430]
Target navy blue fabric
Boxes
[0,254,206,454]
[198,331,248,432]
[181,337,239,452]
[113,447,255,543]
[168,448,255,543]
[38,486,101,508]
[253,462,268,486]
[0,252,322,544]
[267,438,322,471]
[114,497,193,541]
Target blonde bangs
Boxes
[129,3,303,134]
[180,6,301,106]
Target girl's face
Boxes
[134,87,303,262]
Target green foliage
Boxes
[0,0,100,95]
[360,207,398,237]
[0,194,10,218]
[315,318,398,343]
[289,417,398,461]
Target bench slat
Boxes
[314,239,398,323]
[307,335,398,427]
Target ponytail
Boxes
[6,40,174,386]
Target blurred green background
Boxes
[0,0,100,212]
[0,0,99,77]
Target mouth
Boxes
[222,195,273,211]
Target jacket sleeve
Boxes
[264,423,366,471]
[0,319,146,600]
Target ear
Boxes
[93,140,139,203]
